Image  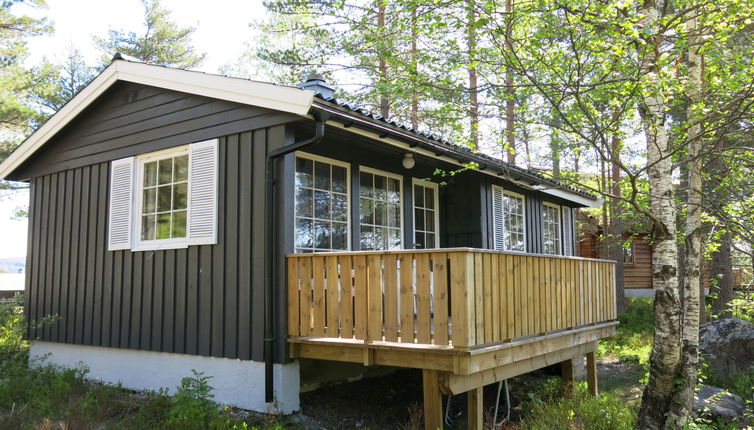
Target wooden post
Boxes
[586,351,599,396]
[422,369,444,430]
[467,387,483,430]
[561,358,574,396]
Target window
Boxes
[624,241,635,264]
[107,140,218,251]
[413,179,439,249]
[359,167,402,250]
[492,185,526,252]
[294,153,350,253]
[543,203,562,255]
[138,149,189,243]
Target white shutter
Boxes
[108,157,134,251]
[188,139,218,245]
[492,185,504,251]
[562,206,574,256]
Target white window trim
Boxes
[491,185,527,253]
[412,178,440,249]
[133,145,191,251]
[294,151,352,252]
[358,165,404,250]
[543,201,562,255]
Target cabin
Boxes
[0,59,617,430]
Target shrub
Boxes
[518,380,636,430]
[597,298,654,364]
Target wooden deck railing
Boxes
[287,248,616,349]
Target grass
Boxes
[597,298,654,365]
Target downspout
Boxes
[264,112,327,403]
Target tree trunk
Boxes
[635,2,683,428]
[504,0,516,163]
[550,113,561,178]
[667,12,703,426]
[377,3,390,119]
[467,0,479,150]
[709,155,733,318]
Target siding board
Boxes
[237,131,253,360]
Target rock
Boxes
[693,385,746,420]
[699,317,754,377]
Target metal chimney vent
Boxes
[296,73,335,99]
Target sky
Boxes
[1,0,268,259]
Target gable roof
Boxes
[0,59,600,207]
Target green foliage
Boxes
[518,380,636,430]
[597,298,654,364]
[94,0,205,69]
[728,292,754,324]
[165,370,221,429]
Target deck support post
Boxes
[586,351,598,396]
[560,358,574,395]
[422,369,444,430]
[467,387,484,430]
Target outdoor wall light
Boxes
[402,153,415,169]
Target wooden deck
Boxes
[286,248,617,429]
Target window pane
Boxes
[314,190,330,220]
[296,218,313,249]
[374,201,385,226]
[143,188,156,213]
[415,208,425,231]
[426,234,435,248]
[360,198,373,225]
[173,183,188,210]
[314,220,331,250]
[425,187,435,209]
[374,227,387,250]
[295,158,313,188]
[360,226,374,250]
[360,172,373,198]
[157,186,172,212]
[158,159,173,185]
[156,213,171,239]
[374,175,386,200]
[332,222,347,250]
[388,228,401,250]
[141,215,156,240]
[414,185,424,207]
[388,204,400,228]
[425,209,435,232]
[315,162,330,191]
[172,210,187,238]
[332,194,348,222]
[415,232,425,249]
[174,155,189,182]
[387,178,400,203]
[295,188,313,218]
[144,162,158,187]
[332,166,347,193]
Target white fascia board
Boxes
[533,185,603,208]
[0,61,314,181]
[322,116,601,208]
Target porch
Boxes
[286,248,617,429]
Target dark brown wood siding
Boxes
[24,129,284,362]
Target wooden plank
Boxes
[353,255,368,340]
[366,254,383,342]
[163,253,177,354]
[525,256,534,337]
[237,132,253,360]
[325,255,340,338]
[449,252,475,348]
[383,254,399,342]
[312,256,326,337]
[491,253,500,342]
[513,254,523,338]
[587,350,598,396]
[154,252,166,351]
[482,253,493,343]
[467,387,483,430]
[287,258,299,337]
[399,254,414,343]
[532,256,541,335]
[299,257,312,337]
[416,253,432,344]
[505,254,514,340]
[174,249,187,354]
[422,369,444,430]
[432,253,449,346]
[338,255,354,338]
[474,253,484,343]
